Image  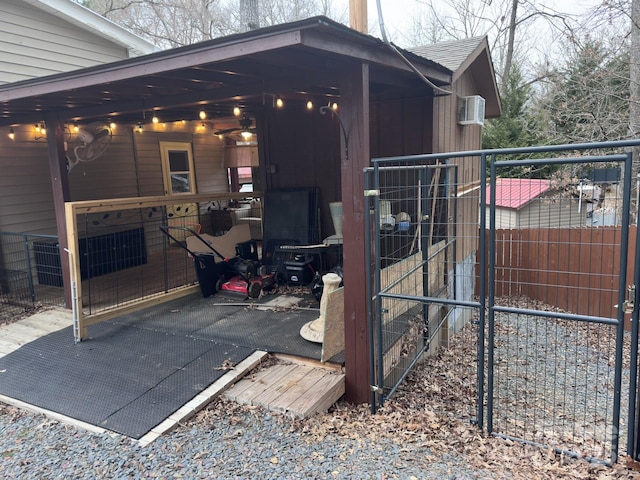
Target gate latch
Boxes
[623,284,636,314]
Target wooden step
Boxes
[224,359,345,418]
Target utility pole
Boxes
[349,0,367,33]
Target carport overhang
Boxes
[0,16,450,127]
[0,16,452,405]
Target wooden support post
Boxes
[340,61,370,404]
[45,118,72,308]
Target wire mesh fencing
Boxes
[0,232,66,322]
[367,140,640,464]
[483,143,634,464]
[367,152,482,419]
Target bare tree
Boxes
[83,0,345,48]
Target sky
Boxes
[352,0,605,47]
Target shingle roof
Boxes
[409,36,486,73]
[485,178,551,209]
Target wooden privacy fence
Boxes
[478,226,636,322]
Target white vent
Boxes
[458,95,486,126]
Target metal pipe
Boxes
[611,151,634,463]
[627,193,640,457]
[476,152,488,429]
[487,153,497,433]
[373,163,385,408]
[364,171,377,413]
[372,139,640,164]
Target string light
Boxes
[276,98,284,109]
[233,105,241,116]
[8,127,15,141]
[109,121,116,130]
[73,123,79,133]
[40,123,46,135]
[152,113,159,124]
[199,110,207,120]
[306,100,314,110]
[136,123,143,133]
[35,124,40,133]
[332,102,338,111]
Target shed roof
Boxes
[0,16,453,128]
[486,178,551,209]
[22,0,157,56]
[410,36,501,118]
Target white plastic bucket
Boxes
[329,202,343,236]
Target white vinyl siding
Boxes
[0,0,129,84]
[485,199,586,229]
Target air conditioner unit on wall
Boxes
[458,95,486,126]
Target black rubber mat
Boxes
[0,291,344,439]
[108,292,340,361]
[0,321,253,439]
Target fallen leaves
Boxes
[187,304,640,480]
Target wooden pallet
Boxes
[0,309,73,357]
[224,357,345,418]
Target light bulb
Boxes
[136,123,143,133]
[306,100,313,110]
[152,115,159,124]
[8,127,15,141]
[233,106,241,116]
[241,130,253,140]
[73,123,79,133]
[199,110,207,120]
[332,102,338,110]
[276,98,284,108]
[110,122,116,130]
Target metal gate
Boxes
[366,140,640,464]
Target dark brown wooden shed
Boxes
[0,17,500,403]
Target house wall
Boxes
[486,207,517,229]
[485,199,586,229]
[370,90,433,157]
[433,69,483,266]
[517,199,585,229]
[0,0,130,84]
[0,126,56,234]
[259,104,342,240]
[0,121,229,236]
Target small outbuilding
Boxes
[0,16,500,403]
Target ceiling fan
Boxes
[214,116,256,139]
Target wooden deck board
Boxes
[224,360,345,418]
[268,367,328,413]
[251,364,314,408]
[0,309,72,358]
[224,363,294,404]
[292,370,345,417]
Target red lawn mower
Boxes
[159,225,274,299]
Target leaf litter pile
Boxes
[194,299,640,479]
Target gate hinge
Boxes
[364,189,380,197]
[371,385,384,393]
[623,284,635,314]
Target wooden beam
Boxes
[339,61,371,404]
[44,117,72,308]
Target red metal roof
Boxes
[485,178,551,209]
